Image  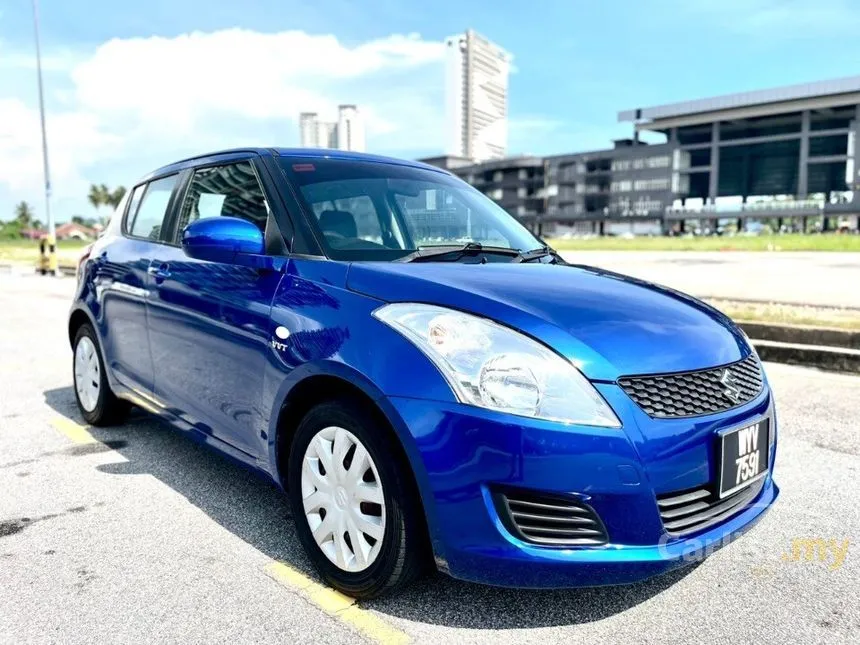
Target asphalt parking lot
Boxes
[1,272,858,644]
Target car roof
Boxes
[142,147,448,182]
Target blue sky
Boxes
[3,0,860,222]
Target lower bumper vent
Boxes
[493,487,608,547]
[657,478,765,537]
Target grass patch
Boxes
[0,238,89,266]
[707,299,860,331]
[547,234,860,252]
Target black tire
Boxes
[72,324,130,426]
[288,399,427,599]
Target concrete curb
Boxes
[703,294,860,313]
[738,321,860,350]
[751,339,860,373]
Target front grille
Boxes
[493,488,608,546]
[618,354,763,419]
[656,478,765,537]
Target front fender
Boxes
[261,263,466,561]
[264,359,446,558]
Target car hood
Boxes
[346,262,749,381]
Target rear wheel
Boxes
[288,400,426,598]
[72,324,129,426]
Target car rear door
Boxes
[144,155,287,459]
[92,174,180,396]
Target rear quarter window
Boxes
[125,175,178,241]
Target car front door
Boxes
[145,157,286,458]
[93,174,179,396]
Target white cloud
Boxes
[71,29,444,128]
[0,97,120,197]
[0,29,446,219]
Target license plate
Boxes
[718,418,770,498]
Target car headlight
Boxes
[373,303,621,427]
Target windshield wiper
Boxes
[397,242,521,263]
[510,245,561,263]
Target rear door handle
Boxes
[147,262,171,279]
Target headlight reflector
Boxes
[373,303,620,427]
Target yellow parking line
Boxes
[265,562,409,645]
[50,416,98,444]
[47,418,407,643]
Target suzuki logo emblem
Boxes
[720,369,742,403]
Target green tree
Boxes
[107,186,127,209]
[0,221,23,240]
[87,184,106,212]
[88,184,113,225]
[14,201,34,227]
[87,184,127,225]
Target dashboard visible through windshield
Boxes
[279,157,543,261]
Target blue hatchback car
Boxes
[69,148,778,598]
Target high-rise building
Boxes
[299,112,321,147]
[445,30,511,163]
[336,105,366,153]
[298,107,365,152]
[314,120,338,149]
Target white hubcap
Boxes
[301,426,385,572]
[74,336,100,413]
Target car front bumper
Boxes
[386,382,779,589]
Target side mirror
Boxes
[182,216,275,269]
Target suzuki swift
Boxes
[69,148,778,598]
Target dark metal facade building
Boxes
[544,141,674,234]
[422,75,860,234]
[622,75,860,230]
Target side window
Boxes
[124,184,146,229]
[127,175,178,240]
[176,161,269,235]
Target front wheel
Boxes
[72,324,129,426]
[288,400,427,598]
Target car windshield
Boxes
[279,157,543,261]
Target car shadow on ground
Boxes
[43,386,697,630]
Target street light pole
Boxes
[31,0,53,241]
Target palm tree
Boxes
[107,186,127,209]
[87,184,104,212]
[88,184,115,225]
[14,201,34,227]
